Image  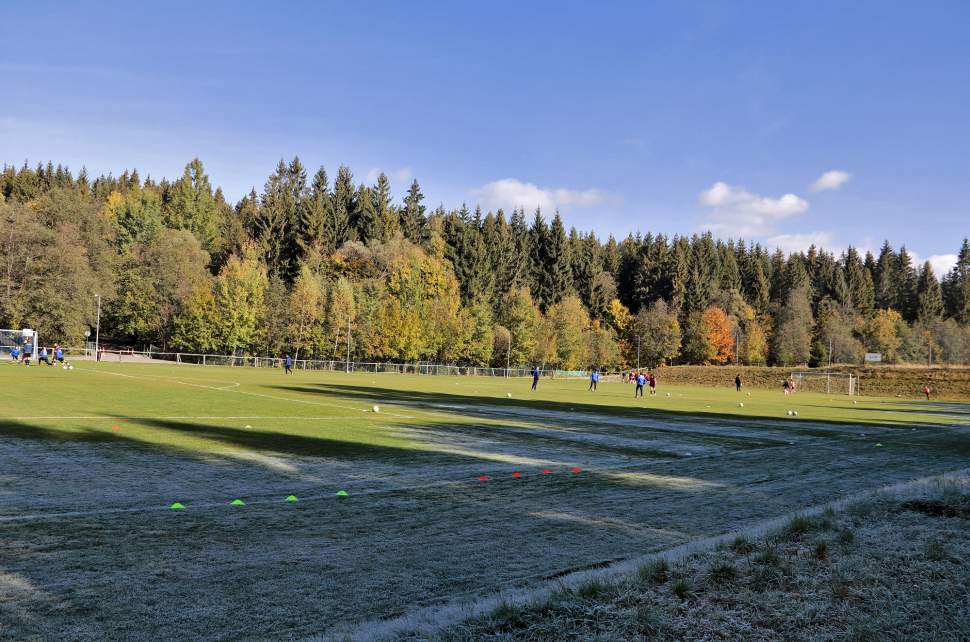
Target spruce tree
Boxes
[400,179,427,244]
[544,213,573,307]
[915,260,944,323]
[373,172,398,241]
[943,238,970,323]
[329,165,356,248]
[874,241,896,309]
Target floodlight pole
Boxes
[95,294,101,357]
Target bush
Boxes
[730,535,756,555]
[838,528,855,545]
[707,559,738,587]
[637,558,669,585]
[672,578,693,600]
[633,605,661,635]
[812,540,829,560]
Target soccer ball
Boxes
[62,365,68,370]
[792,410,798,416]
[507,393,512,398]
[68,365,74,370]
[787,410,794,416]
[666,392,671,397]
[738,402,744,408]
[372,405,380,413]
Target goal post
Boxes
[0,328,39,361]
[791,371,858,396]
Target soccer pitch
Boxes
[2,362,969,641]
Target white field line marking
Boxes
[327,467,970,642]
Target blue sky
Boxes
[2,1,968,274]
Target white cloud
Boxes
[364,166,413,187]
[471,178,619,213]
[810,170,851,192]
[765,232,835,255]
[907,250,957,279]
[698,181,808,237]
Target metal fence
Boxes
[64,347,592,378]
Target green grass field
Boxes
[1,360,968,640]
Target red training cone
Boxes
[478,475,489,481]
[542,469,552,475]
[571,467,582,474]
[512,471,522,478]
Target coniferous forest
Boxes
[3,158,970,368]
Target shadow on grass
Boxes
[0,416,479,467]
[273,383,962,433]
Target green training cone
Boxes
[170,502,185,510]
[336,490,349,498]
[285,495,298,502]
[230,499,245,506]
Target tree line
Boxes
[2,158,969,368]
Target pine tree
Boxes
[298,167,330,254]
[915,260,944,323]
[895,246,918,320]
[400,179,426,244]
[373,172,399,241]
[943,238,970,323]
[354,185,380,242]
[528,210,549,307]
[329,165,356,248]
[544,213,573,307]
[874,241,896,309]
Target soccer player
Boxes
[531,365,540,391]
[54,345,64,365]
[783,379,790,396]
[648,372,657,395]
[284,354,294,374]
[9,346,19,362]
[22,341,33,365]
[923,385,931,401]
[635,371,645,398]
[39,347,51,367]
[735,373,742,392]
[588,368,599,392]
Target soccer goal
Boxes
[791,371,858,395]
[0,328,39,360]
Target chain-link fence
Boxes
[61,347,593,378]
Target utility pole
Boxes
[828,336,833,368]
[95,294,101,357]
[636,335,641,370]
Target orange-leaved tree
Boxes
[702,306,735,364]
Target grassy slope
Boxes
[423,476,970,642]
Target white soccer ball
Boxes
[787,410,793,416]
[69,365,74,370]
[738,402,744,408]
[62,365,68,370]
[507,393,512,398]
[792,410,798,416]
[666,392,671,397]
[372,405,380,413]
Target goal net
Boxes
[0,328,39,360]
[791,371,858,395]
